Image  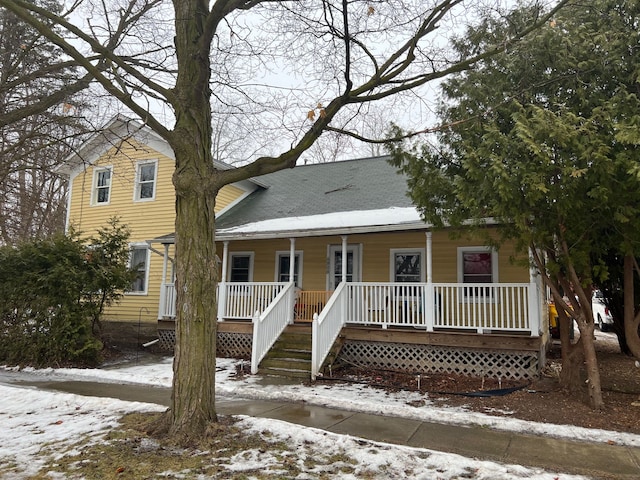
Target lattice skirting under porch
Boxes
[337,340,540,381]
[157,329,252,359]
[158,328,176,351]
[217,332,252,359]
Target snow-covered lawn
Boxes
[1,355,633,479]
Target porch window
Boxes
[134,160,157,201]
[229,253,253,282]
[391,250,424,283]
[457,247,498,300]
[129,245,149,294]
[276,251,302,287]
[92,166,112,205]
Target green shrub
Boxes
[0,218,136,367]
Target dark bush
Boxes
[0,219,135,367]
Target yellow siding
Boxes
[217,184,245,211]
[67,138,247,323]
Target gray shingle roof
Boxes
[216,155,413,230]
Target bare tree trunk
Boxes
[161,0,218,442]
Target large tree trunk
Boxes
[162,0,219,442]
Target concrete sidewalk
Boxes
[15,378,640,480]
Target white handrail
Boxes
[311,282,347,380]
[222,282,287,319]
[251,282,295,374]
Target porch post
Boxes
[218,241,229,322]
[341,235,347,284]
[528,248,541,337]
[158,243,170,320]
[289,237,296,324]
[289,237,296,285]
[425,231,434,332]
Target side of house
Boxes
[60,116,254,346]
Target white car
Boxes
[592,290,614,331]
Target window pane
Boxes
[278,255,300,286]
[140,164,155,181]
[230,255,250,282]
[97,170,110,187]
[130,248,147,292]
[140,182,154,199]
[395,253,421,282]
[462,252,492,283]
[97,187,109,203]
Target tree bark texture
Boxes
[167,0,219,441]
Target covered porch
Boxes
[155,232,545,381]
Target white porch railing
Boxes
[251,282,296,374]
[159,282,176,319]
[342,282,535,334]
[158,281,288,320]
[433,283,532,333]
[311,282,347,380]
[221,282,288,320]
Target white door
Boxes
[328,245,360,290]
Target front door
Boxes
[328,245,360,290]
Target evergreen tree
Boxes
[389,0,640,409]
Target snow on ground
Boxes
[0,348,632,479]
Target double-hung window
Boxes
[129,245,149,294]
[391,250,424,283]
[135,160,157,201]
[229,253,253,282]
[92,166,112,205]
[276,252,302,287]
[457,247,498,301]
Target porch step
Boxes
[258,326,312,379]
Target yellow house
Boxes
[60,116,255,344]
[63,116,549,380]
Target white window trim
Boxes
[133,159,158,202]
[457,246,499,303]
[228,252,254,282]
[274,250,303,288]
[126,243,150,295]
[91,165,113,206]
[389,248,426,283]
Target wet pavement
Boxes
[3,372,640,479]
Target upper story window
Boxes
[92,166,112,205]
[128,245,149,294]
[135,160,157,201]
[391,249,424,283]
[229,253,254,282]
[276,251,302,287]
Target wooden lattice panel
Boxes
[217,332,252,359]
[338,340,539,380]
[157,328,176,352]
[157,330,252,359]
